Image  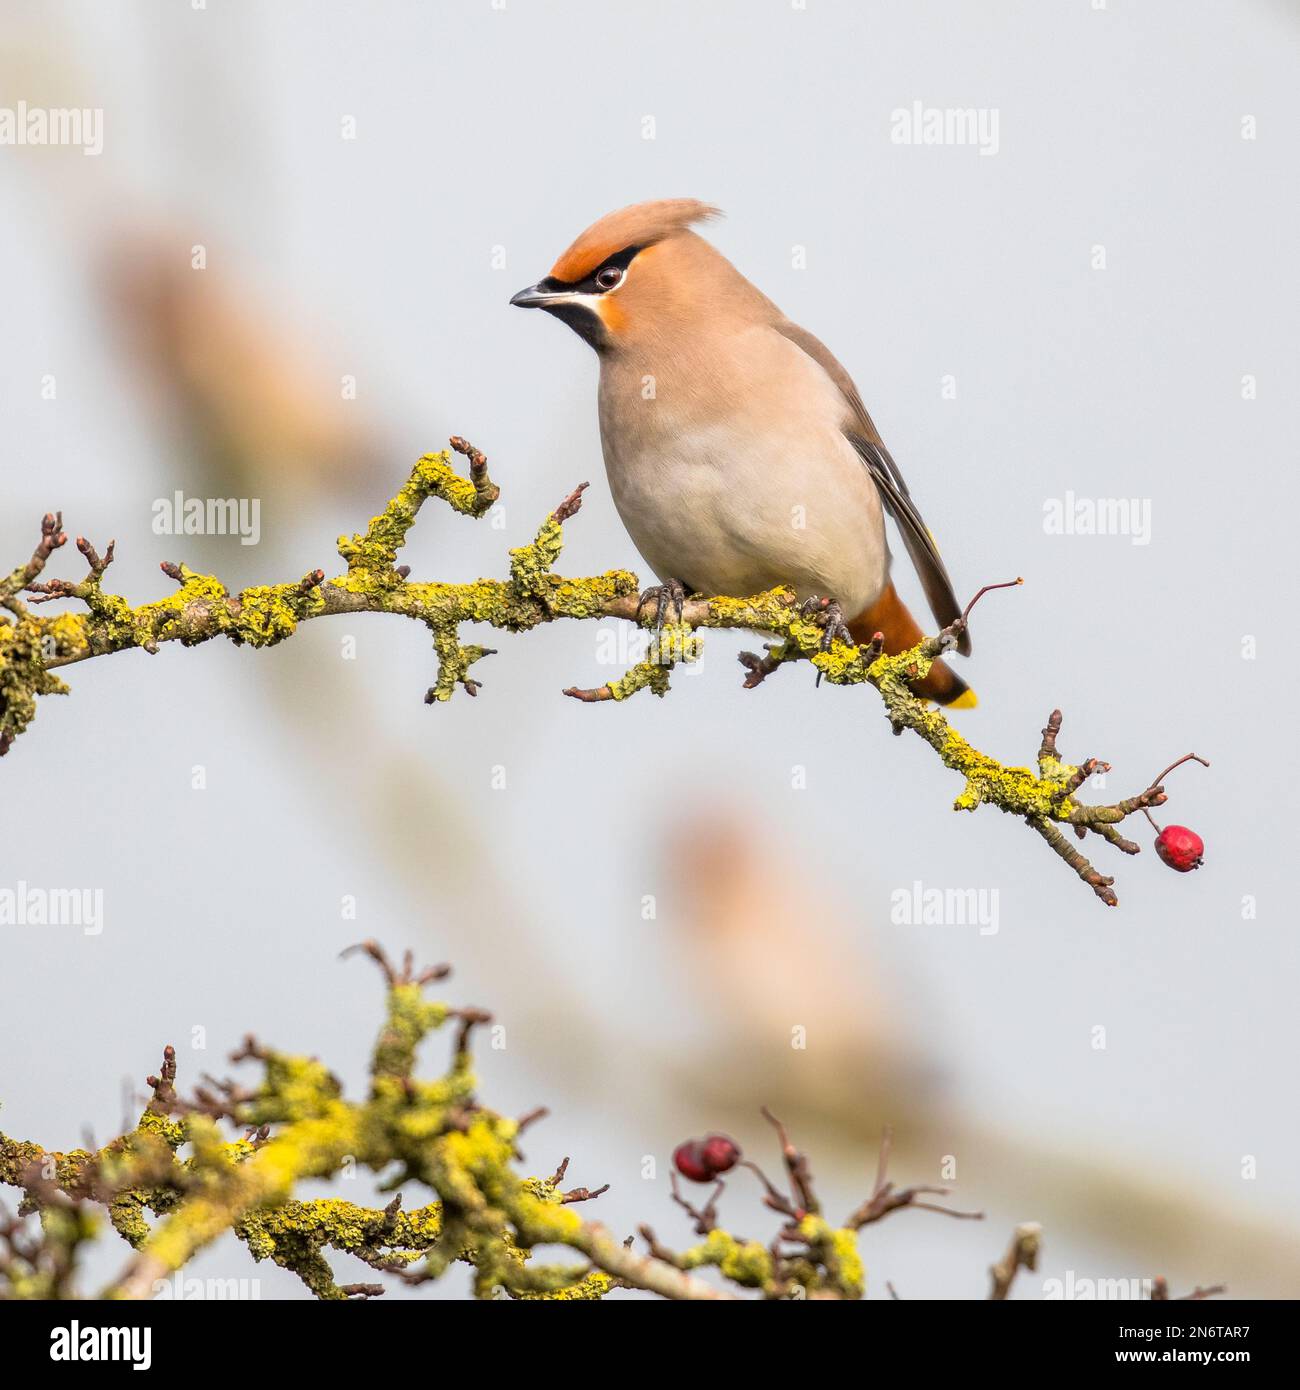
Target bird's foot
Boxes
[799,596,853,652]
[636,577,687,631]
[799,596,854,687]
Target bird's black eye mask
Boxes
[540,244,642,297]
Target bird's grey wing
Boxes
[774,320,971,656]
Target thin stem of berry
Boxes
[1146,753,1210,793]
[958,577,1023,628]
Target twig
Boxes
[845,1128,984,1228]
[989,1222,1041,1300]
[1147,754,1211,792]
[760,1107,819,1217]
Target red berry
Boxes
[673,1140,713,1183]
[1154,824,1204,872]
[699,1134,741,1174]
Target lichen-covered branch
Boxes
[0,439,1207,904]
[0,943,1050,1302]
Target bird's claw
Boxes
[636,578,687,631]
[800,596,854,688]
[799,596,852,653]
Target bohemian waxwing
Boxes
[510,198,973,706]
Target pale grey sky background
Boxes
[2,0,1298,1298]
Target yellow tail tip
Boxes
[948,688,979,710]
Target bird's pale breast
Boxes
[597,324,889,615]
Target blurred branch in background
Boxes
[103,240,389,506]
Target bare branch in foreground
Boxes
[0,943,1226,1303]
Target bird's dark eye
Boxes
[595,265,624,291]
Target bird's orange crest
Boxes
[549,198,721,284]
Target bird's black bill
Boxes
[509,277,606,349]
[509,282,564,309]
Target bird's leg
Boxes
[799,595,853,653]
[635,577,687,632]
